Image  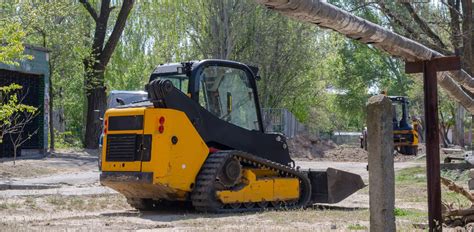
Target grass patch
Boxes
[396,166,426,184]
[440,169,471,208]
[441,169,469,182]
[0,202,8,210]
[7,202,19,209]
[394,208,427,222]
[24,197,37,209]
[394,208,409,216]
[395,166,428,203]
[47,196,67,207]
[68,197,86,210]
[442,189,472,209]
[347,224,367,230]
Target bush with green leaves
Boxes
[0,84,37,143]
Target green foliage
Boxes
[0,84,38,143]
[0,20,31,65]
[394,207,409,216]
[347,223,367,230]
[393,208,427,219]
[53,130,82,149]
[5,0,464,146]
[3,1,90,141]
[321,32,413,131]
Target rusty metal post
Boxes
[423,60,442,230]
[406,56,461,232]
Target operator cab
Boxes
[389,96,411,130]
[148,60,263,132]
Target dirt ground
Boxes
[0,147,470,231]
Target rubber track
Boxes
[191,150,311,213]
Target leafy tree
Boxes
[360,0,473,145]
[7,1,90,150]
[80,0,135,148]
[0,19,30,65]
[0,84,37,144]
[0,18,37,146]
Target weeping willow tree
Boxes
[255,0,474,113]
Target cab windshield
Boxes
[198,65,259,131]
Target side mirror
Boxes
[116,97,125,105]
[93,110,103,124]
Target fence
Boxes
[261,108,304,138]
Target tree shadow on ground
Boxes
[101,203,367,223]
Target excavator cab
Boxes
[100,59,364,212]
[389,96,419,155]
[148,61,263,131]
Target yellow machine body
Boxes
[100,107,301,203]
[217,169,299,204]
[101,107,209,200]
[393,129,419,147]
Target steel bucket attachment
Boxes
[307,168,365,204]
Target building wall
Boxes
[0,45,50,153]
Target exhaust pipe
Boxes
[306,168,366,204]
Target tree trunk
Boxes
[80,0,135,149]
[84,71,106,148]
[84,90,106,148]
[440,111,449,147]
[461,0,473,75]
[453,103,465,147]
[49,60,54,152]
[13,146,16,165]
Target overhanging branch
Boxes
[100,0,135,66]
[254,0,474,113]
[402,3,447,50]
[79,0,98,22]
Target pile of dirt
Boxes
[288,134,367,161]
[288,134,420,162]
[287,134,337,159]
[318,145,421,162]
[318,144,368,162]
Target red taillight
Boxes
[103,119,108,134]
[157,116,165,133]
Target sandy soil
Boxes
[0,147,437,231]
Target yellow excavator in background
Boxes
[361,96,419,155]
[99,59,364,212]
